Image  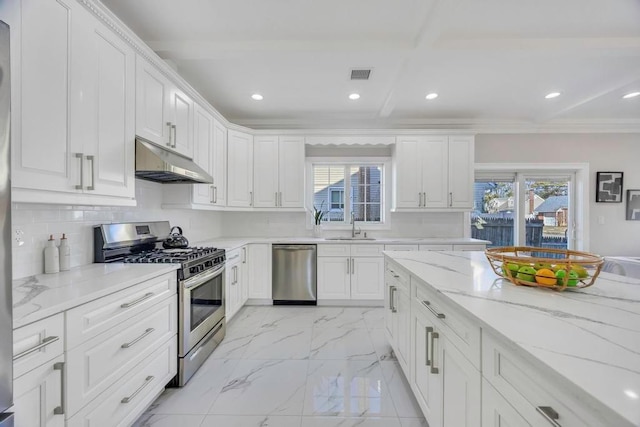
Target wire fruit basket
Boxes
[485,246,604,291]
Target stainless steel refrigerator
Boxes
[0,19,13,427]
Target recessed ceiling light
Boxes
[545,92,561,99]
[625,389,639,399]
[349,93,360,100]
[425,93,438,100]
[623,92,640,99]
[251,93,263,101]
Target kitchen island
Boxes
[384,250,640,427]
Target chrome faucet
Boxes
[351,212,362,238]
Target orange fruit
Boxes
[535,268,557,286]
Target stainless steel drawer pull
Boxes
[449,192,453,207]
[121,328,155,349]
[430,331,439,374]
[171,125,177,148]
[13,336,60,361]
[536,406,561,426]
[425,326,433,366]
[120,292,154,309]
[86,155,95,191]
[75,153,84,190]
[422,300,446,319]
[166,122,173,147]
[121,375,154,404]
[53,362,65,415]
[390,286,397,313]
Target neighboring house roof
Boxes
[487,194,543,214]
[535,195,568,213]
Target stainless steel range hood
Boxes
[135,139,213,184]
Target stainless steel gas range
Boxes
[94,221,225,386]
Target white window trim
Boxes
[306,157,392,231]
[470,163,589,251]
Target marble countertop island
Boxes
[384,250,640,427]
[13,263,178,328]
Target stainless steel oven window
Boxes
[189,274,223,331]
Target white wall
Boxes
[11,180,223,279]
[475,133,640,256]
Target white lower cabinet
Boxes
[13,355,65,427]
[247,244,272,299]
[384,263,410,372]
[482,378,531,427]
[226,246,248,320]
[317,244,384,300]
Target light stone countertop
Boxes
[384,250,640,427]
[194,236,489,252]
[12,263,179,329]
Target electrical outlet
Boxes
[14,227,25,246]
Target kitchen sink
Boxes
[324,237,376,241]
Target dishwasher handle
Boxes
[274,245,317,251]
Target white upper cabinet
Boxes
[394,135,474,210]
[253,135,304,208]
[10,0,135,205]
[211,119,228,206]
[192,104,215,205]
[136,56,193,158]
[227,130,254,207]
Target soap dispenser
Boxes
[44,234,60,274]
[59,233,70,271]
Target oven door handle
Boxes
[183,265,225,289]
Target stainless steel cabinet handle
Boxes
[242,247,247,264]
[171,124,177,148]
[449,192,453,207]
[425,326,433,366]
[121,375,154,404]
[423,192,426,207]
[279,192,282,207]
[250,191,253,206]
[210,185,215,203]
[430,331,439,374]
[13,336,60,361]
[418,192,422,207]
[75,153,84,190]
[166,122,173,147]
[275,192,278,207]
[214,186,218,203]
[351,258,355,275]
[121,328,155,349]
[388,286,394,310]
[53,362,65,415]
[536,406,561,427]
[347,258,350,275]
[86,155,95,190]
[422,300,446,319]
[121,292,154,309]
[233,265,238,284]
[391,286,397,313]
[227,254,240,261]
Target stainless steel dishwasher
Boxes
[272,244,317,305]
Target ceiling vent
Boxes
[350,69,371,80]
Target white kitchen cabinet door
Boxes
[448,136,474,209]
[248,244,272,299]
[226,258,242,321]
[169,87,194,158]
[135,55,171,147]
[253,136,279,207]
[240,246,249,305]
[411,305,442,426]
[384,274,394,339]
[212,119,227,206]
[75,18,135,199]
[422,136,448,208]
[482,379,532,427]
[278,136,305,208]
[227,130,254,207]
[441,335,481,427]
[317,257,350,299]
[13,355,65,427]
[394,284,411,372]
[11,0,80,194]
[394,136,423,209]
[192,105,215,205]
[351,257,384,300]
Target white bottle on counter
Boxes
[59,233,70,271]
[44,235,60,274]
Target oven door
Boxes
[179,264,225,357]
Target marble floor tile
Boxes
[210,328,254,359]
[379,361,424,418]
[310,328,377,360]
[229,306,271,329]
[303,360,398,417]
[261,307,318,328]
[209,359,309,416]
[361,307,386,330]
[300,417,401,427]
[132,414,205,427]
[201,415,302,427]
[147,358,238,414]
[242,327,312,359]
[313,307,368,329]
[368,328,397,362]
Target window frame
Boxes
[306,157,392,230]
[471,163,589,251]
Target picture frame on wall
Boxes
[596,172,624,203]
[626,190,640,220]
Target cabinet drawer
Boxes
[351,244,384,257]
[317,244,350,257]
[66,296,177,416]
[67,337,177,427]
[385,261,409,291]
[384,244,419,251]
[226,247,242,263]
[66,272,176,350]
[13,313,65,379]
[482,332,605,427]
[419,244,453,251]
[413,279,480,369]
[452,244,486,251]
